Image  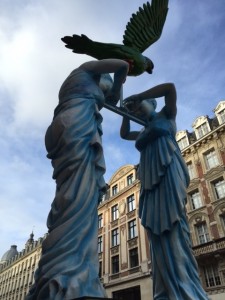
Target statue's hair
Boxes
[99,73,113,94]
[144,98,157,110]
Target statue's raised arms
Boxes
[61,0,169,76]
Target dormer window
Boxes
[196,122,209,138]
[192,116,211,139]
[214,100,225,125]
[218,109,225,124]
[176,130,189,150]
[177,136,189,150]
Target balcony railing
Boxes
[193,237,225,257]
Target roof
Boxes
[1,245,18,262]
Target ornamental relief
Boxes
[119,200,126,215]
[111,246,119,254]
[128,237,138,248]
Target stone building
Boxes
[97,164,152,300]
[0,233,44,300]
[1,101,225,300]
[176,100,225,299]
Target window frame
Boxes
[128,219,137,240]
[196,122,209,138]
[177,136,189,150]
[203,264,221,287]
[112,184,118,196]
[189,190,202,210]
[187,161,196,180]
[129,247,139,268]
[213,178,225,200]
[218,109,225,124]
[111,204,119,221]
[111,228,120,247]
[98,214,103,229]
[127,194,136,212]
[204,149,219,170]
[127,174,133,186]
[111,255,119,274]
[98,236,103,253]
[195,222,210,244]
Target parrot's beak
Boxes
[145,58,154,74]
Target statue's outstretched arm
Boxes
[80,59,129,104]
[124,83,177,118]
[120,116,139,141]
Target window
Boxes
[196,122,209,138]
[98,236,103,253]
[127,174,133,186]
[112,184,118,196]
[99,261,102,278]
[213,179,225,199]
[221,214,225,228]
[196,223,210,244]
[203,264,221,287]
[98,214,103,228]
[189,190,202,210]
[128,219,137,239]
[129,248,139,268]
[218,109,225,124]
[112,228,120,247]
[127,194,135,212]
[204,149,219,169]
[111,204,119,221]
[177,136,189,150]
[113,286,141,300]
[112,255,119,274]
[187,162,196,180]
[99,195,104,204]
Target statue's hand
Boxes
[105,90,120,106]
[123,94,141,112]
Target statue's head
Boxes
[99,73,113,95]
[142,98,157,110]
[125,98,157,120]
[144,57,154,74]
[138,98,157,120]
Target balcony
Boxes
[193,237,225,257]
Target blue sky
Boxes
[0,0,225,257]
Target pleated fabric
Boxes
[26,69,107,300]
[137,114,209,300]
[147,215,209,300]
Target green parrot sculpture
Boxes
[61,0,168,76]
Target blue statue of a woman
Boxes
[120,83,209,300]
[26,59,129,300]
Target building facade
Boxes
[176,100,225,299]
[98,164,152,300]
[0,234,44,300]
[1,101,225,300]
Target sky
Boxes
[0,0,225,257]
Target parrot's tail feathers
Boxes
[61,34,92,53]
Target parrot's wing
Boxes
[123,0,169,53]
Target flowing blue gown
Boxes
[26,68,107,299]
[137,110,209,300]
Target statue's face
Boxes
[138,99,156,119]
